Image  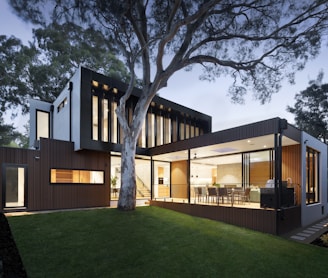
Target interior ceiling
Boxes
[152,134,299,162]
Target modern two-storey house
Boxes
[1,66,327,235]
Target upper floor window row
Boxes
[91,79,205,121]
[92,80,118,95]
[91,84,206,146]
[57,97,68,113]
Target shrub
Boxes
[320,233,328,246]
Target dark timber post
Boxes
[150,157,154,200]
[275,118,288,234]
[187,149,191,204]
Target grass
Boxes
[8,206,328,278]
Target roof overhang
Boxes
[150,118,301,162]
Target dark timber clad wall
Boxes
[0,138,110,212]
[0,147,36,212]
[150,201,301,235]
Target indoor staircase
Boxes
[136,176,151,198]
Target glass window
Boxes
[50,169,104,184]
[147,113,155,147]
[57,97,67,113]
[216,154,242,187]
[190,125,195,138]
[249,150,273,187]
[4,166,26,207]
[36,110,49,140]
[153,161,170,199]
[185,123,190,139]
[111,101,118,143]
[111,156,121,200]
[92,95,98,140]
[164,117,171,144]
[138,120,146,148]
[102,99,109,142]
[172,118,178,142]
[306,147,319,204]
[136,158,151,199]
[156,115,164,146]
[195,126,199,137]
[179,121,185,140]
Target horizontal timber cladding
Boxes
[150,201,301,235]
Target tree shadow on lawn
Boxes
[0,213,27,278]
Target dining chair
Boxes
[207,187,218,204]
[240,187,251,204]
[218,187,230,203]
[194,187,206,203]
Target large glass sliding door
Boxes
[153,161,170,199]
[110,156,152,200]
[2,165,27,208]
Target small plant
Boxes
[111,176,118,188]
[320,233,328,246]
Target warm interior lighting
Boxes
[92,80,99,87]
[112,88,118,94]
[103,84,110,91]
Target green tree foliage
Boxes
[0,118,20,146]
[0,22,129,115]
[0,21,130,146]
[0,35,38,116]
[9,0,328,209]
[32,22,130,102]
[287,73,328,143]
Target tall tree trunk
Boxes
[115,84,156,211]
[117,135,137,210]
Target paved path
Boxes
[284,217,328,244]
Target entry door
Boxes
[3,165,27,208]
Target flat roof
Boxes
[149,118,301,161]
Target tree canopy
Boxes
[0,20,130,146]
[0,35,37,117]
[10,1,328,101]
[0,118,20,146]
[0,22,130,117]
[287,73,328,143]
[9,0,328,210]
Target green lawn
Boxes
[8,206,328,278]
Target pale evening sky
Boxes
[1,0,328,132]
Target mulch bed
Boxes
[0,213,27,278]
